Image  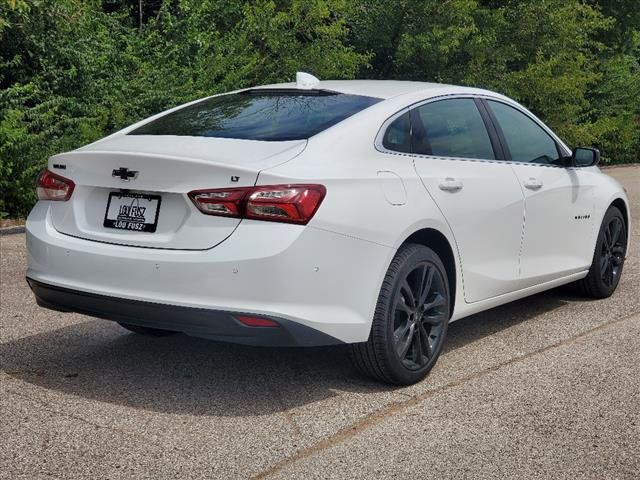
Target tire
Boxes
[117,322,178,336]
[350,243,451,385]
[573,206,627,298]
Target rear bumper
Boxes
[26,202,394,344]
[27,278,340,346]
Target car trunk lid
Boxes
[48,135,306,250]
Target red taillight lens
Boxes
[189,187,248,217]
[188,184,326,225]
[245,185,326,224]
[36,169,75,201]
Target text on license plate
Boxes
[103,192,161,232]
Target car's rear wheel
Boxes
[350,243,450,385]
[573,206,627,298]
[117,322,178,336]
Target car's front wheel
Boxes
[350,243,451,385]
[117,322,178,336]
[573,205,627,298]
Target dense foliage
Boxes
[1,0,638,217]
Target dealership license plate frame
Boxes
[103,192,162,233]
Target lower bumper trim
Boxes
[26,278,342,347]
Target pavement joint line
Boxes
[394,391,414,398]
[251,309,640,479]
[4,387,194,460]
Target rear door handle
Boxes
[523,177,543,190]
[438,178,463,192]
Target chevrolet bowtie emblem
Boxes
[112,167,138,181]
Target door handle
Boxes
[523,177,543,190]
[438,177,463,192]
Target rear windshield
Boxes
[129,90,381,141]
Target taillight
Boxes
[245,185,326,224]
[36,169,75,201]
[189,188,247,217]
[188,184,326,225]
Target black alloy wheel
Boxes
[599,215,626,288]
[574,206,627,298]
[392,262,448,371]
[350,244,451,385]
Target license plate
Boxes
[103,192,161,232]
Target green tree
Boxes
[1,0,638,218]
[345,0,638,163]
[0,0,368,217]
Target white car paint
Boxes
[26,79,630,344]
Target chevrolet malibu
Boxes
[26,73,630,385]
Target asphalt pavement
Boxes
[1,165,638,479]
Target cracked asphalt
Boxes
[1,166,638,479]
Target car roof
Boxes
[255,79,499,100]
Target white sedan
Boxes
[26,73,630,385]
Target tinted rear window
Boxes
[413,99,495,159]
[129,90,381,141]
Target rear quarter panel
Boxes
[257,106,465,323]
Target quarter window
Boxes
[382,111,412,153]
[487,101,560,164]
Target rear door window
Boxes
[412,99,496,160]
[130,90,381,141]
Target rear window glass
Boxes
[129,90,381,141]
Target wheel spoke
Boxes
[610,219,622,246]
[412,325,424,364]
[604,227,612,249]
[604,261,613,286]
[612,245,625,255]
[398,338,413,360]
[394,321,411,342]
[400,280,416,309]
[395,297,412,315]
[599,255,609,277]
[424,313,445,326]
[398,329,415,360]
[418,321,433,358]
[396,323,414,359]
[418,266,435,307]
[423,293,446,313]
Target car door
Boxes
[397,97,526,303]
[484,99,597,286]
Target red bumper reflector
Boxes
[236,315,280,328]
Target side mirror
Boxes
[572,147,600,167]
